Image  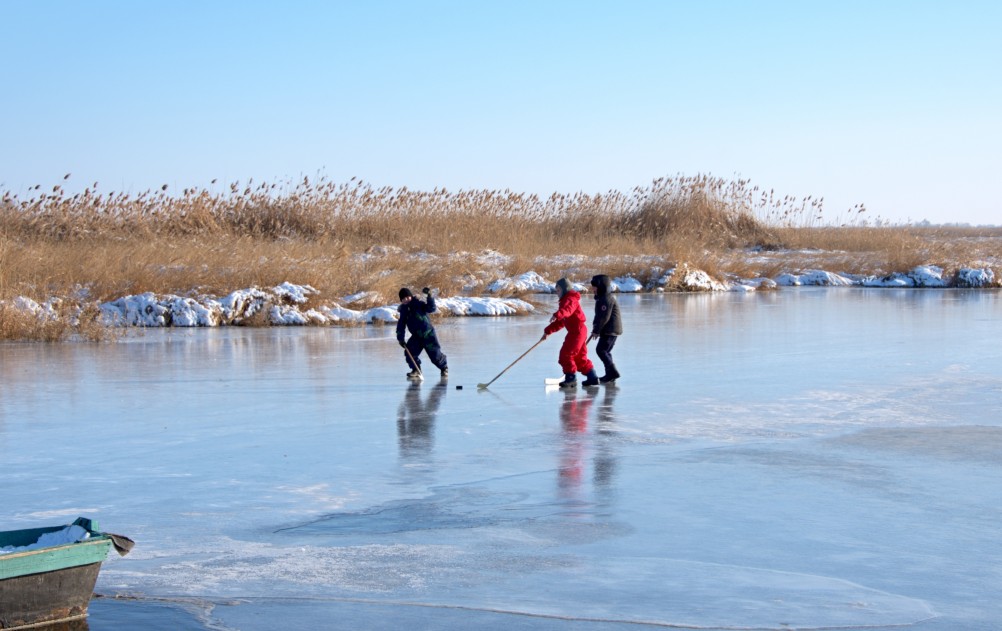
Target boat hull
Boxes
[0,561,103,629]
[0,519,116,630]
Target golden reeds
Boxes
[1,173,999,340]
[0,300,113,342]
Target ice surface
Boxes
[2,288,1001,629]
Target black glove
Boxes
[422,287,431,295]
[398,339,406,348]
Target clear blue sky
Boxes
[2,1,999,225]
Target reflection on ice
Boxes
[397,380,446,462]
[557,389,593,502]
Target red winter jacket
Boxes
[544,290,587,339]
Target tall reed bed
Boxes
[2,173,998,336]
[1,174,819,248]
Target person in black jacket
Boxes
[587,275,623,383]
[396,287,448,379]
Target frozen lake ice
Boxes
[2,288,1001,630]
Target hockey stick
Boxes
[404,345,424,381]
[477,338,545,390]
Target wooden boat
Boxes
[0,517,133,630]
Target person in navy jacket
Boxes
[588,274,623,383]
[397,287,448,379]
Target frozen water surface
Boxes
[2,288,1001,630]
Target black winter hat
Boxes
[399,287,413,300]
[590,274,611,296]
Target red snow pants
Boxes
[544,290,594,375]
[557,331,594,375]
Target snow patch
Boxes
[100,283,321,327]
[488,271,553,294]
[341,291,381,306]
[612,276,644,293]
[436,296,534,316]
[317,304,398,324]
[680,269,730,292]
[733,277,778,291]
[0,525,90,554]
[475,249,513,267]
[10,296,61,320]
[775,270,853,287]
[861,266,947,288]
[955,267,995,288]
[273,282,318,304]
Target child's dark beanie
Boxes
[399,287,413,300]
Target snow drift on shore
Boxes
[93,282,536,328]
[4,266,996,330]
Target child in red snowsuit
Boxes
[542,278,600,388]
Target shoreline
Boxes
[3,263,997,336]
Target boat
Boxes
[0,517,133,630]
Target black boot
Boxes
[582,369,600,387]
[599,365,620,383]
[407,368,421,379]
[558,373,577,388]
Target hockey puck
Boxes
[456,385,463,390]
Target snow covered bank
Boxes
[774,265,995,288]
[3,265,996,331]
[487,265,996,295]
[89,265,997,329]
[93,282,535,328]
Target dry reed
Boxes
[2,173,999,340]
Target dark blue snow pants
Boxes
[595,335,619,378]
[405,333,447,371]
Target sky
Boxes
[1,1,999,226]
